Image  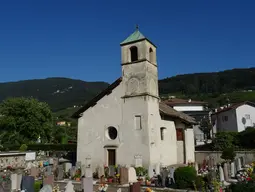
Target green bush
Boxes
[135,167,147,176]
[229,180,255,192]
[221,147,236,161]
[212,132,239,151]
[19,144,28,152]
[34,180,42,192]
[174,166,197,189]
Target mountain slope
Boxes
[0,77,109,111]
[0,68,255,111]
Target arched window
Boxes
[130,46,138,62]
[149,48,155,63]
[160,127,166,140]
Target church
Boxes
[73,27,196,170]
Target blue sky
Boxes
[0,0,254,83]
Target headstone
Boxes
[148,165,154,178]
[76,161,81,168]
[98,165,105,177]
[223,163,229,181]
[161,168,168,187]
[49,158,54,165]
[82,177,93,192]
[230,162,235,177]
[17,174,22,190]
[128,167,137,183]
[155,163,160,175]
[21,176,35,192]
[109,165,115,176]
[57,165,64,180]
[237,158,242,171]
[0,184,4,192]
[11,173,18,191]
[85,167,93,178]
[134,155,142,168]
[129,182,140,192]
[39,184,52,192]
[195,163,199,173]
[117,188,122,192]
[65,181,75,192]
[43,175,54,186]
[219,166,224,182]
[120,167,129,185]
[45,166,52,176]
[65,162,72,172]
[81,164,86,177]
[30,167,38,178]
[70,166,76,178]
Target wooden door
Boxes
[108,149,116,166]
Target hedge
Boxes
[2,144,77,151]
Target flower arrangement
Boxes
[145,187,154,192]
[198,165,209,176]
[236,170,250,182]
[53,185,60,192]
[98,183,108,192]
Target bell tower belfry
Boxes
[120,26,159,99]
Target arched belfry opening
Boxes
[149,47,155,63]
[130,46,138,62]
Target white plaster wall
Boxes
[185,128,195,162]
[173,106,204,112]
[77,83,123,169]
[175,121,185,164]
[236,104,255,132]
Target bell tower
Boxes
[120,26,159,99]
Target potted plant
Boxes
[145,176,151,186]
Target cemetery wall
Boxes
[0,152,26,168]
[195,151,255,164]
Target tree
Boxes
[0,97,53,145]
[221,147,236,162]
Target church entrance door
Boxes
[108,149,116,166]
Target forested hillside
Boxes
[0,68,255,112]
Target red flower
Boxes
[246,177,252,181]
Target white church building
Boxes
[73,28,196,170]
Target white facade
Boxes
[173,105,204,112]
[212,103,255,133]
[76,29,195,170]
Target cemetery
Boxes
[1,147,255,192]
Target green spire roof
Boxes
[120,27,146,45]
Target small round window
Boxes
[108,126,118,140]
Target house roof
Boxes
[212,101,255,115]
[159,102,197,125]
[71,78,196,125]
[163,98,207,106]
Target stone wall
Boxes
[195,151,255,164]
[0,152,26,168]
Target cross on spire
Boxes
[136,24,139,30]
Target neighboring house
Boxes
[72,28,196,170]
[56,121,71,127]
[163,98,209,145]
[211,101,255,134]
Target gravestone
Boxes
[230,162,235,177]
[134,155,142,168]
[11,173,18,191]
[65,162,72,172]
[161,168,169,187]
[237,158,242,171]
[85,167,93,178]
[109,165,115,176]
[43,175,54,186]
[195,163,199,173]
[120,167,129,185]
[117,188,122,192]
[65,181,75,192]
[39,184,52,192]
[45,166,52,176]
[129,182,140,192]
[148,165,154,178]
[17,173,22,191]
[223,163,229,181]
[57,165,64,180]
[219,166,224,182]
[70,166,76,178]
[155,163,160,175]
[98,165,105,177]
[76,161,81,168]
[82,177,93,192]
[21,176,35,192]
[30,167,38,178]
[128,167,137,183]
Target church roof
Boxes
[120,29,146,45]
[71,78,196,125]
